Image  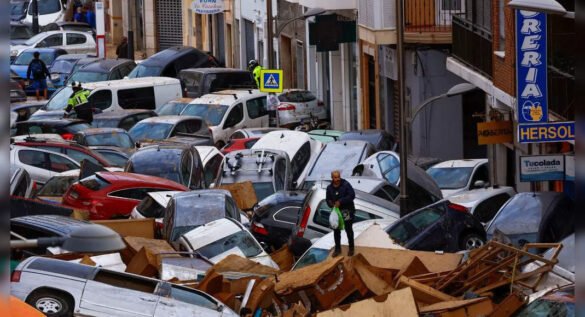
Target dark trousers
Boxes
[333,219,354,251]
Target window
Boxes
[387,207,445,244]
[291,142,311,181]
[13,172,31,197]
[246,97,267,119]
[470,164,489,188]
[89,90,112,111]
[245,139,258,149]
[66,33,86,45]
[225,197,239,219]
[37,176,77,196]
[294,248,329,270]
[109,68,124,80]
[18,150,48,169]
[274,159,286,191]
[473,193,511,223]
[64,148,101,166]
[118,87,156,110]
[274,207,301,224]
[373,188,394,202]
[313,200,379,227]
[109,188,165,200]
[79,174,111,191]
[195,230,263,259]
[119,117,136,131]
[47,153,78,172]
[378,153,400,184]
[93,270,158,294]
[441,0,462,10]
[39,34,62,47]
[204,154,223,187]
[169,285,219,311]
[300,91,317,102]
[224,103,243,127]
[175,119,203,135]
[136,196,166,218]
[97,151,128,167]
[180,153,192,187]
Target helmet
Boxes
[248,59,259,71]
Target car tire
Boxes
[214,141,225,149]
[26,289,74,317]
[460,233,485,250]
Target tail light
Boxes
[278,104,296,111]
[317,101,325,107]
[31,181,37,191]
[448,203,469,213]
[11,270,21,283]
[251,222,269,236]
[61,133,74,140]
[297,205,311,237]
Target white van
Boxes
[24,0,66,27]
[32,77,183,119]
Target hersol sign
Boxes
[515,10,547,124]
[519,155,564,182]
[191,0,224,14]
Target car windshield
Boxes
[128,122,173,141]
[252,182,275,202]
[96,150,128,167]
[195,230,263,260]
[127,64,162,78]
[68,71,108,83]
[181,103,228,126]
[50,60,74,74]
[308,143,365,180]
[24,32,46,46]
[514,297,574,317]
[136,196,165,218]
[157,101,189,116]
[127,158,182,184]
[37,175,77,196]
[427,167,474,189]
[14,51,55,66]
[11,2,27,15]
[293,248,329,270]
[11,25,33,40]
[84,133,134,149]
[29,0,61,15]
[386,206,444,244]
[486,195,543,237]
[91,118,118,128]
[65,122,92,133]
[45,87,73,110]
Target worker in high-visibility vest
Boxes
[65,82,93,123]
[248,59,263,88]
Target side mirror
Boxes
[473,180,488,189]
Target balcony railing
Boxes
[405,0,464,33]
[451,14,493,78]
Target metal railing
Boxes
[405,0,464,32]
[451,14,493,78]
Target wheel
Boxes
[460,233,485,250]
[26,290,74,317]
[214,141,225,149]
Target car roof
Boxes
[137,115,200,124]
[17,118,86,126]
[77,58,133,73]
[190,89,266,104]
[305,140,372,180]
[252,130,317,158]
[447,186,515,207]
[64,76,180,90]
[93,109,155,119]
[21,47,68,54]
[182,218,243,248]
[221,149,288,182]
[11,215,90,237]
[76,128,128,135]
[55,53,96,61]
[181,67,249,74]
[140,46,206,66]
[96,171,187,189]
[431,159,488,169]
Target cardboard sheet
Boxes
[316,287,418,317]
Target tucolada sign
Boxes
[191,0,224,14]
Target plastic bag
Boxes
[329,207,345,230]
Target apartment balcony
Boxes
[451,14,492,79]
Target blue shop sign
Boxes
[516,10,548,124]
[518,122,575,143]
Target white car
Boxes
[10,165,34,198]
[446,186,516,225]
[178,218,279,269]
[130,191,180,228]
[275,89,327,127]
[427,159,489,197]
[11,256,238,317]
[23,0,65,27]
[11,30,96,58]
[10,145,80,185]
[180,89,269,147]
[251,130,323,188]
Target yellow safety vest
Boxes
[68,89,90,108]
[253,65,263,87]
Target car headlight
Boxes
[11,50,18,56]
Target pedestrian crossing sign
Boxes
[260,69,283,93]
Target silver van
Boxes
[292,181,400,241]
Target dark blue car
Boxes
[10,47,67,96]
[49,53,96,89]
[385,200,487,252]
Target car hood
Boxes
[10,39,28,46]
[11,45,29,55]
[10,65,28,79]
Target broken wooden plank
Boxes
[488,293,526,317]
[418,297,494,316]
[351,254,395,296]
[396,276,457,305]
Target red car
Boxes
[14,139,112,167]
[221,137,260,154]
[62,172,188,220]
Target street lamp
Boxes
[11,224,126,253]
[268,7,327,69]
[508,0,574,18]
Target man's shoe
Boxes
[348,248,354,256]
[332,249,341,257]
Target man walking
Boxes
[26,51,51,101]
[326,170,356,257]
[65,82,93,123]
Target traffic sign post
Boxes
[259,69,284,93]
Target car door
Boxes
[80,269,160,317]
[245,97,269,128]
[469,163,489,190]
[154,284,224,316]
[65,32,89,54]
[219,103,245,143]
[36,33,64,49]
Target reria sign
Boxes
[516,10,547,124]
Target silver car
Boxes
[275,89,327,127]
[292,181,401,241]
[11,256,238,317]
[10,145,80,185]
